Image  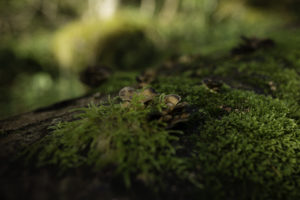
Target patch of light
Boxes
[91,0,118,19]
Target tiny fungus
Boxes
[119,86,136,101]
[140,88,158,103]
[119,86,191,128]
[164,94,181,109]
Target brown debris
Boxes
[80,65,111,87]
[136,69,157,88]
[220,105,251,114]
[202,79,223,92]
[219,105,232,113]
[231,36,275,55]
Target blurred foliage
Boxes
[246,0,300,18]
[53,15,159,70]
[0,0,299,118]
[0,0,86,34]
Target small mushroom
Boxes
[268,81,277,91]
[140,88,158,103]
[164,94,181,109]
[119,87,136,101]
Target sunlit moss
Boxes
[52,15,159,71]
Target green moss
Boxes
[152,76,299,199]
[22,30,300,199]
[24,94,189,188]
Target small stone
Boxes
[119,87,136,101]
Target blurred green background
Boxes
[0,0,299,119]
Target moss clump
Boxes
[157,82,299,199]
[24,83,300,199]
[25,94,189,188]
[194,91,299,200]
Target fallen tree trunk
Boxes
[0,93,121,200]
[0,34,299,200]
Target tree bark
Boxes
[0,92,119,200]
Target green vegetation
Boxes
[23,33,300,199]
[2,1,300,199]
[53,15,159,71]
[1,0,298,118]
[96,71,139,94]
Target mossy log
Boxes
[1,34,300,200]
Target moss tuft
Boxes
[24,94,189,188]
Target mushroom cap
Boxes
[141,88,157,98]
[119,87,136,101]
[164,94,181,107]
